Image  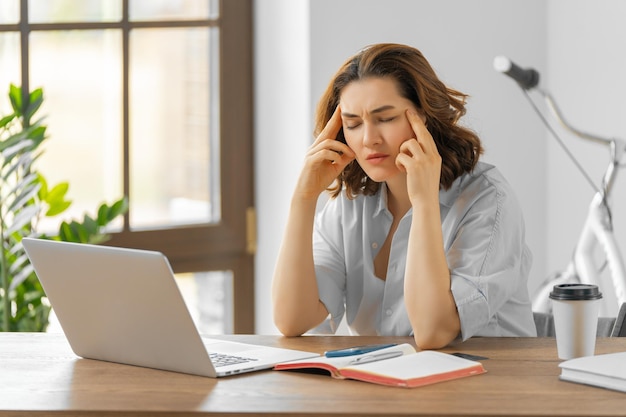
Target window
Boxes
[0,0,255,333]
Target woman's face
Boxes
[339,77,419,183]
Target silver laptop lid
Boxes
[22,238,217,377]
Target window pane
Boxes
[130,27,220,229]
[30,30,123,232]
[130,0,218,21]
[176,270,233,334]
[29,0,122,23]
[0,1,19,24]
[0,33,20,115]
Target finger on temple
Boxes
[314,106,343,144]
[406,110,436,152]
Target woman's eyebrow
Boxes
[370,105,395,114]
[341,105,396,118]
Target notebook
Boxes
[22,238,318,378]
[559,351,626,393]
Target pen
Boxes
[324,343,397,357]
[348,351,403,366]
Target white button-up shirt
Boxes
[311,162,537,340]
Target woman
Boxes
[272,43,536,349]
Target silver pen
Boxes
[348,350,403,365]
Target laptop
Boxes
[22,238,319,378]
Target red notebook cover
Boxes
[274,344,486,388]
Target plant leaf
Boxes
[74,221,89,243]
[0,129,27,150]
[27,125,46,146]
[96,197,129,226]
[1,152,36,181]
[36,173,49,199]
[6,179,41,214]
[88,234,110,245]
[9,84,22,116]
[23,88,43,125]
[0,113,15,129]
[1,138,35,165]
[42,181,72,216]
[46,182,69,202]
[8,259,34,291]
[45,200,72,217]
[110,197,129,218]
[81,214,99,235]
[59,221,74,242]
[6,204,41,235]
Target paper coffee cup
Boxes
[550,284,602,360]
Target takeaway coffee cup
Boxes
[550,284,603,360]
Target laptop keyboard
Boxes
[209,352,259,368]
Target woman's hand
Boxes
[273,108,352,337]
[397,110,459,349]
[294,106,355,201]
[395,109,442,207]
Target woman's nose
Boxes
[362,123,382,147]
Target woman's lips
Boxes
[365,153,388,164]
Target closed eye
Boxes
[344,123,361,130]
[379,117,396,123]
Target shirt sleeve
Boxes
[311,196,347,333]
[444,172,533,340]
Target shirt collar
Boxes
[374,161,489,213]
[374,183,389,217]
[439,180,461,208]
[373,180,458,215]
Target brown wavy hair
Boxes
[315,43,483,198]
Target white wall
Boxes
[546,0,626,316]
[253,1,312,334]
[254,0,548,334]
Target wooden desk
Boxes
[1,333,626,416]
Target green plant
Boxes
[0,84,128,332]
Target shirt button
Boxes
[385,309,393,316]
[372,242,378,249]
